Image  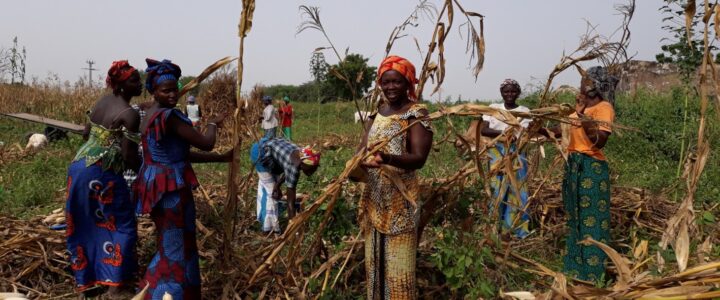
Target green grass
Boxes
[0,118,78,218]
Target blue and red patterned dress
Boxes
[65,120,140,291]
[134,108,201,300]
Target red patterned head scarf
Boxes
[300,146,321,166]
[377,55,419,101]
[106,60,136,89]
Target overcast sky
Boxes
[0,0,667,101]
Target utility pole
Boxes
[82,60,97,87]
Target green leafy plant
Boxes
[430,228,496,299]
[655,0,719,179]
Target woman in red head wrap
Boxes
[355,55,433,299]
[65,60,143,298]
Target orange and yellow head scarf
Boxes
[377,55,419,101]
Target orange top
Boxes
[567,101,615,161]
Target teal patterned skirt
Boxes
[562,153,611,282]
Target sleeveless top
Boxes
[73,109,140,173]
[134,108,199,214]
[358,104,432,235]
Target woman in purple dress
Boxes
[134,59,230,299]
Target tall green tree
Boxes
[655,0,719,83]
[309,52,328,82]
[324,53,376,101]
[655,0,719,178]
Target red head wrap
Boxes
[300,147,321,166]
[106,60,136,89]
[377,55,419,101]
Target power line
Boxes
[81,60,97,87]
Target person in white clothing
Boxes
[185,95,201,128]
[481,78,531,238]
[261,96,278,139]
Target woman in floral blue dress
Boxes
[65,60,142,298]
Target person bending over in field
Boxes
[541,66,617,283]
[250,137,320,232]
[357,55,433,300]
[65,60,142,299]
[480,79,532,238]
[133,58,231,299]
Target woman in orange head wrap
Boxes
[355,55,433,299]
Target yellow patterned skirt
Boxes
[364,228,417,300]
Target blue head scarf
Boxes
[145,58,181,93]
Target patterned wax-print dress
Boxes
[65,116,140,291]
[486,144,530,238]
[562,101,614,282]
[562,153,611,282]
[482,103,532,238]
[134,108,201,300]
[359,104,431,300]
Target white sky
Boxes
[0,0,667,101]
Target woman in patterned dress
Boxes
[543,66,617,282]
[481,79,532,238]
[65,60,142,298]
[134,59,230,299]
[357,55,433,299]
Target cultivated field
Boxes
[0,80,718,298]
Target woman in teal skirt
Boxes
[544,66,617,282]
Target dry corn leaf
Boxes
[580,237,632,288]
[697,237,712,263]
[675,261,720,278]
[131,282,150,300]
[633,239,649,261]
[675,216,690,272]
[179,56,238,98]
[501,291,536,300]
[685,0,697,47]
[238,0,256,37]
[381,166,417,208]
[637,285,712,299]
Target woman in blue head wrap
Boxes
[134,59,231,299]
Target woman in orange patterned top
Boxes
[543,66,617,283]
[357,55,433,299]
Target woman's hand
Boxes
[361,153,384,168]
[272,187,282,200]
[360,141,384,168]
[208,113,227,128]
[575,94,587,116]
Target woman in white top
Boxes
[261,96,278,139]
[481,79,531,238]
